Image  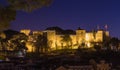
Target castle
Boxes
[21,28,109,52]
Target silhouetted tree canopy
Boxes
[46,26,64,34]
[0,6,16,30]
[64,30,76,34]
[7,0,53,12]
[109,37,119,47]
[34,34,48,53]
[3,29,20,40]
[93,45,101,51]
[46,26,75,34]
[9,33,28,51]
[0,0,53,30]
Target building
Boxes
[20,28,109,52]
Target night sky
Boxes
[0,0,120,38]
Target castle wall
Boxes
[85,32,94,42]
[55,35,64,49]
[76,30,86,45]
[21,29,109,52]
[45,30,56,49]
[95,30,103,42]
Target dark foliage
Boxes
[46,26,75,34]
[3,29,20,40]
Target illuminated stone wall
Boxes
[70,35,77,49]
[54,35,77,49]
[55,35,63,49]
[20,29,31,36]
[76,29,86,45]
[85,32,94,42]
[95,30,103,42]
[45,30,109,49]
[45,30,56,50]
[20,29,109,52]
[105,31,109,37]
[33,30,43,35]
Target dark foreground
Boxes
[0,50,120,70]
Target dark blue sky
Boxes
[0,0,120,38]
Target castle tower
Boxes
[76,27,86,46]
[95,30,104,42]
[44,30,56,50]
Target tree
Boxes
[46,26,75,35]
[0,32,6,50]
[109,37,120,50]
[0,37,7,50]
[0,0,53,30]
[46,26,64,34]
[3,29,20,40]
[0,6,16,30]
[61,34,72,49]
[93,44,101,51]
[7,0,53,12]
[33,34,47,54]
[9,33,28,51]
